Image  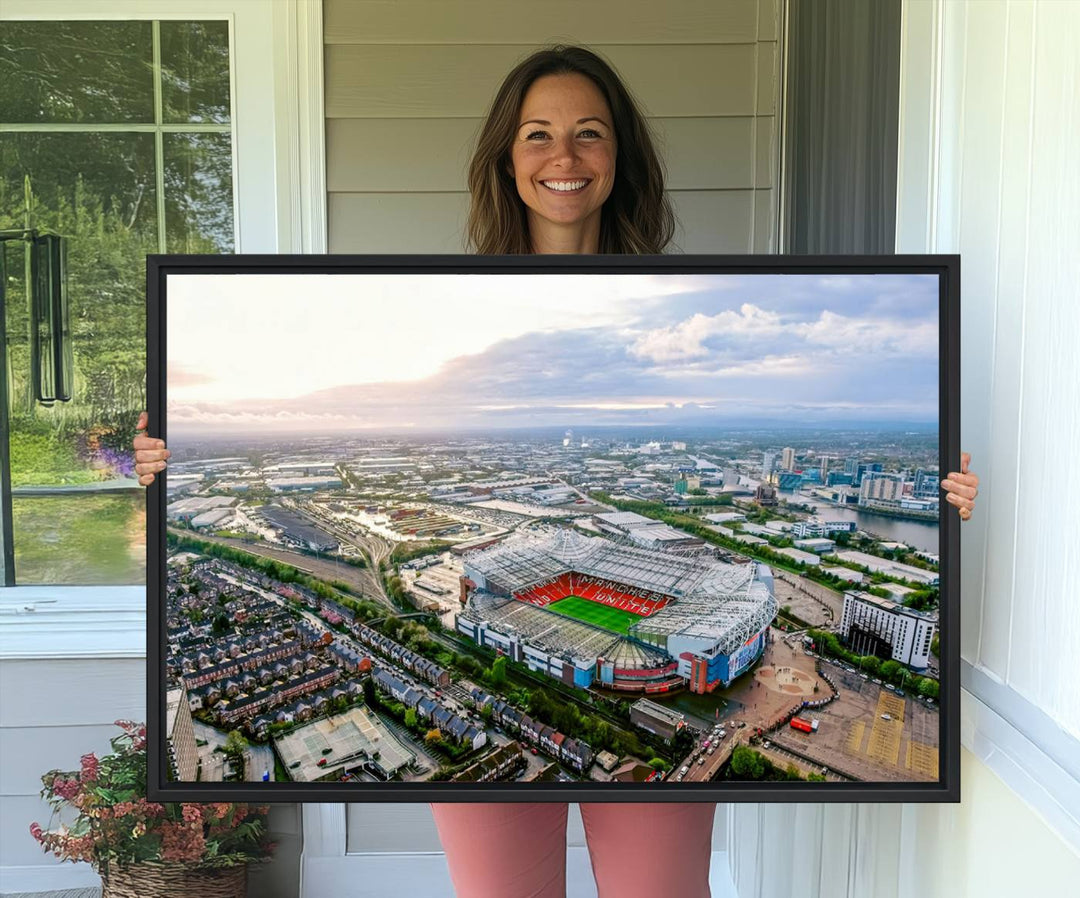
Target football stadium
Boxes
[456,529,777,694]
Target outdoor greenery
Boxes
[2,20,233,584]
[806,628,939,699]
[390,540,452,564]
[167,531,358,604]
[725,746,813,782]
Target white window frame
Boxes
[0,0,326,658]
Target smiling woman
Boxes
[466,45,674,255]
[509,73,617,252]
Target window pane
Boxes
[164,133,235,252]
[1,19,235,587]
[0,21,154,124]
[12,493,145,585]
[160,20,232,124]
[2,132,155,585]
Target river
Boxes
[786,491,939,554]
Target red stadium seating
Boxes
[512,572,672,618]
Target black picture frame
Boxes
[147,253,960,803]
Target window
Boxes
[1,18,234,585]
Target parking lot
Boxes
[769,658,940,782]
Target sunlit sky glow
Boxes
[166,272,939,433]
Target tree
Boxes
[490,655,508,688]
[211,611,231,637]
[424,728,443,746]
[224,729,248,762]
[730,746,767,779]
[404,708,417,728]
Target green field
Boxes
[547,595,643,635]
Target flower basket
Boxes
[30,720,275,893]
[101,861,247,898]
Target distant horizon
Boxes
[166,418,939,448]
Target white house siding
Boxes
[324,0,782,254]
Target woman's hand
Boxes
[941,452,979,521]
[133,411,170,486]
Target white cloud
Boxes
[795,310,937,354]
[627,303,784,362]
[627,303,936,368]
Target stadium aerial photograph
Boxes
[160,271,943,788]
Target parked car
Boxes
[881,713,892,721]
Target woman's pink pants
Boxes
[430,802,716,897]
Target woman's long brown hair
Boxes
[466,46,676,255]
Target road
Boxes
[680,728,749,782]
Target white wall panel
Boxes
[669,190,757,253]
[978,0,1034,685]
[1007,2,1080,719]
[324,0,761,46]
[329,192,469,253]
[326,117,766,193]
[326,44,759,119]
[904,0,1080,733]
[953,0,1010,675]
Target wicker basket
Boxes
[100,862,247,898]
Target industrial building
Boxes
[591,511,704,551]
[629,698,687,742]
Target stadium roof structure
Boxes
[464,529,777,656]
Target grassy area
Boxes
[390,540,452,564]
[12,492,145,584]
[547,595,642,636]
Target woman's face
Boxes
[509,73,617,242]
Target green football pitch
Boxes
[547,595,643,635]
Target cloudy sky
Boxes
[166,271,939,434]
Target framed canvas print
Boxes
[147,254,960,803]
